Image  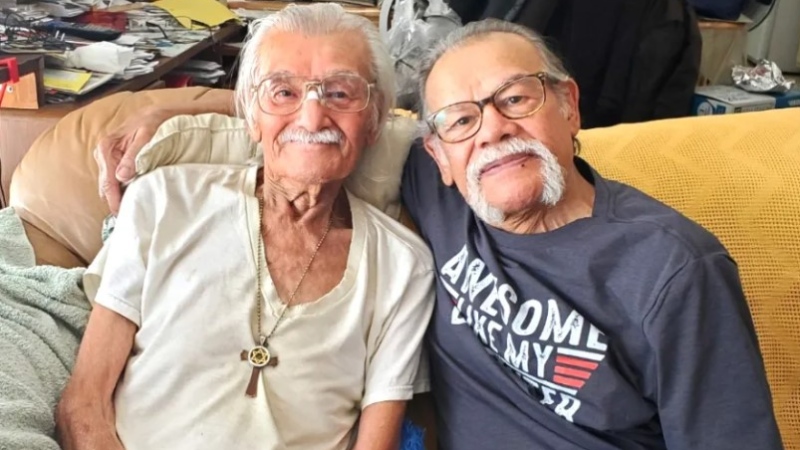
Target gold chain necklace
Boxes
[241,194,334,397]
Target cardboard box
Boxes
[0,55,45,110]
[697,18,749,86]
[765,89,800,109]
[691,85,776,115]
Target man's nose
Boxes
[296,88,327,131]
[474,103,520,149]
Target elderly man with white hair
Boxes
[93,12,782,450]
[56,4,434,450]
[405,19,781,450]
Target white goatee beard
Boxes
[465,137,565,226]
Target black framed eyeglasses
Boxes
[426,72,560,144]
[254,73,376,116]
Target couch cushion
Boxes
[19,216,84,268]
[9,88,243,266]
[580,108,800,447]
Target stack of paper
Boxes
[43,68,114,95]
[43,68,91,93]
[173,59,226,85]
[119,49,157,79]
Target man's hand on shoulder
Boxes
[95,88,236,215]
[95,106,172,215]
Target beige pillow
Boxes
[135,113,417,219]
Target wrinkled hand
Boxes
[95,107,170,215]
[56,407,126,450]
[58,426,126,450]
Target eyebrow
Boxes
[263,70,294,78]
[262,69,363,79]
[496,72,537,89]
[326,69,362,77]
[429,72,537,114]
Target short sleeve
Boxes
[83,176,158,328]
[362,269,435,408]
[413,344,431,394]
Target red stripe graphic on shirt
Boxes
[554,365,593,380]
[553,375,585,389]
[556,355,599,370]
[551,348,604,390]
[438,247,613,423]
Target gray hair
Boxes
[235,3,396,133]
[417,19,571,120]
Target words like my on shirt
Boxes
[439,245,609,423]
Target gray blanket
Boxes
[0,208,91,450]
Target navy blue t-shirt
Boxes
[401,142,782,449]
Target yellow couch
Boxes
[9,87,800,448]
[581,108,800,448]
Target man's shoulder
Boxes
[354,195,434,272]
[404,139,443,189]
[126,164,253,204]
[602,177,728,259]
[402,140,470,233]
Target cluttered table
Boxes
[0,0,380,111]
[0,0,249,107]
[1,23,240,112]
[0,0,253,204]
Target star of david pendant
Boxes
[248,345,271,368]
[241,344,278,397]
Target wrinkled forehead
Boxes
[256,30,373,81]
[425,33,547,113]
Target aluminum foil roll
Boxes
[732,60,795,93]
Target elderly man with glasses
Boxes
[407,20,781,450]
[92,13,782,450]
[56,4,434,450]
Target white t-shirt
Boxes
[84,164,435,450]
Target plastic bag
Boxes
[386,0,461,110]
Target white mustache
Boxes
[278,128,344,145]
[465,137,565,216]
[467,137,553,181]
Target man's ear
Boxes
[248,105,270,142]
[563,78,581,136]
[247,117,262,143]
[366,119,381,147]
[365,97,386,147]
[423,135,454,186]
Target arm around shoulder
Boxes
[98,89,235,214]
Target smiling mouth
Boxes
[480,154,537,178]
[285,141,340,148]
